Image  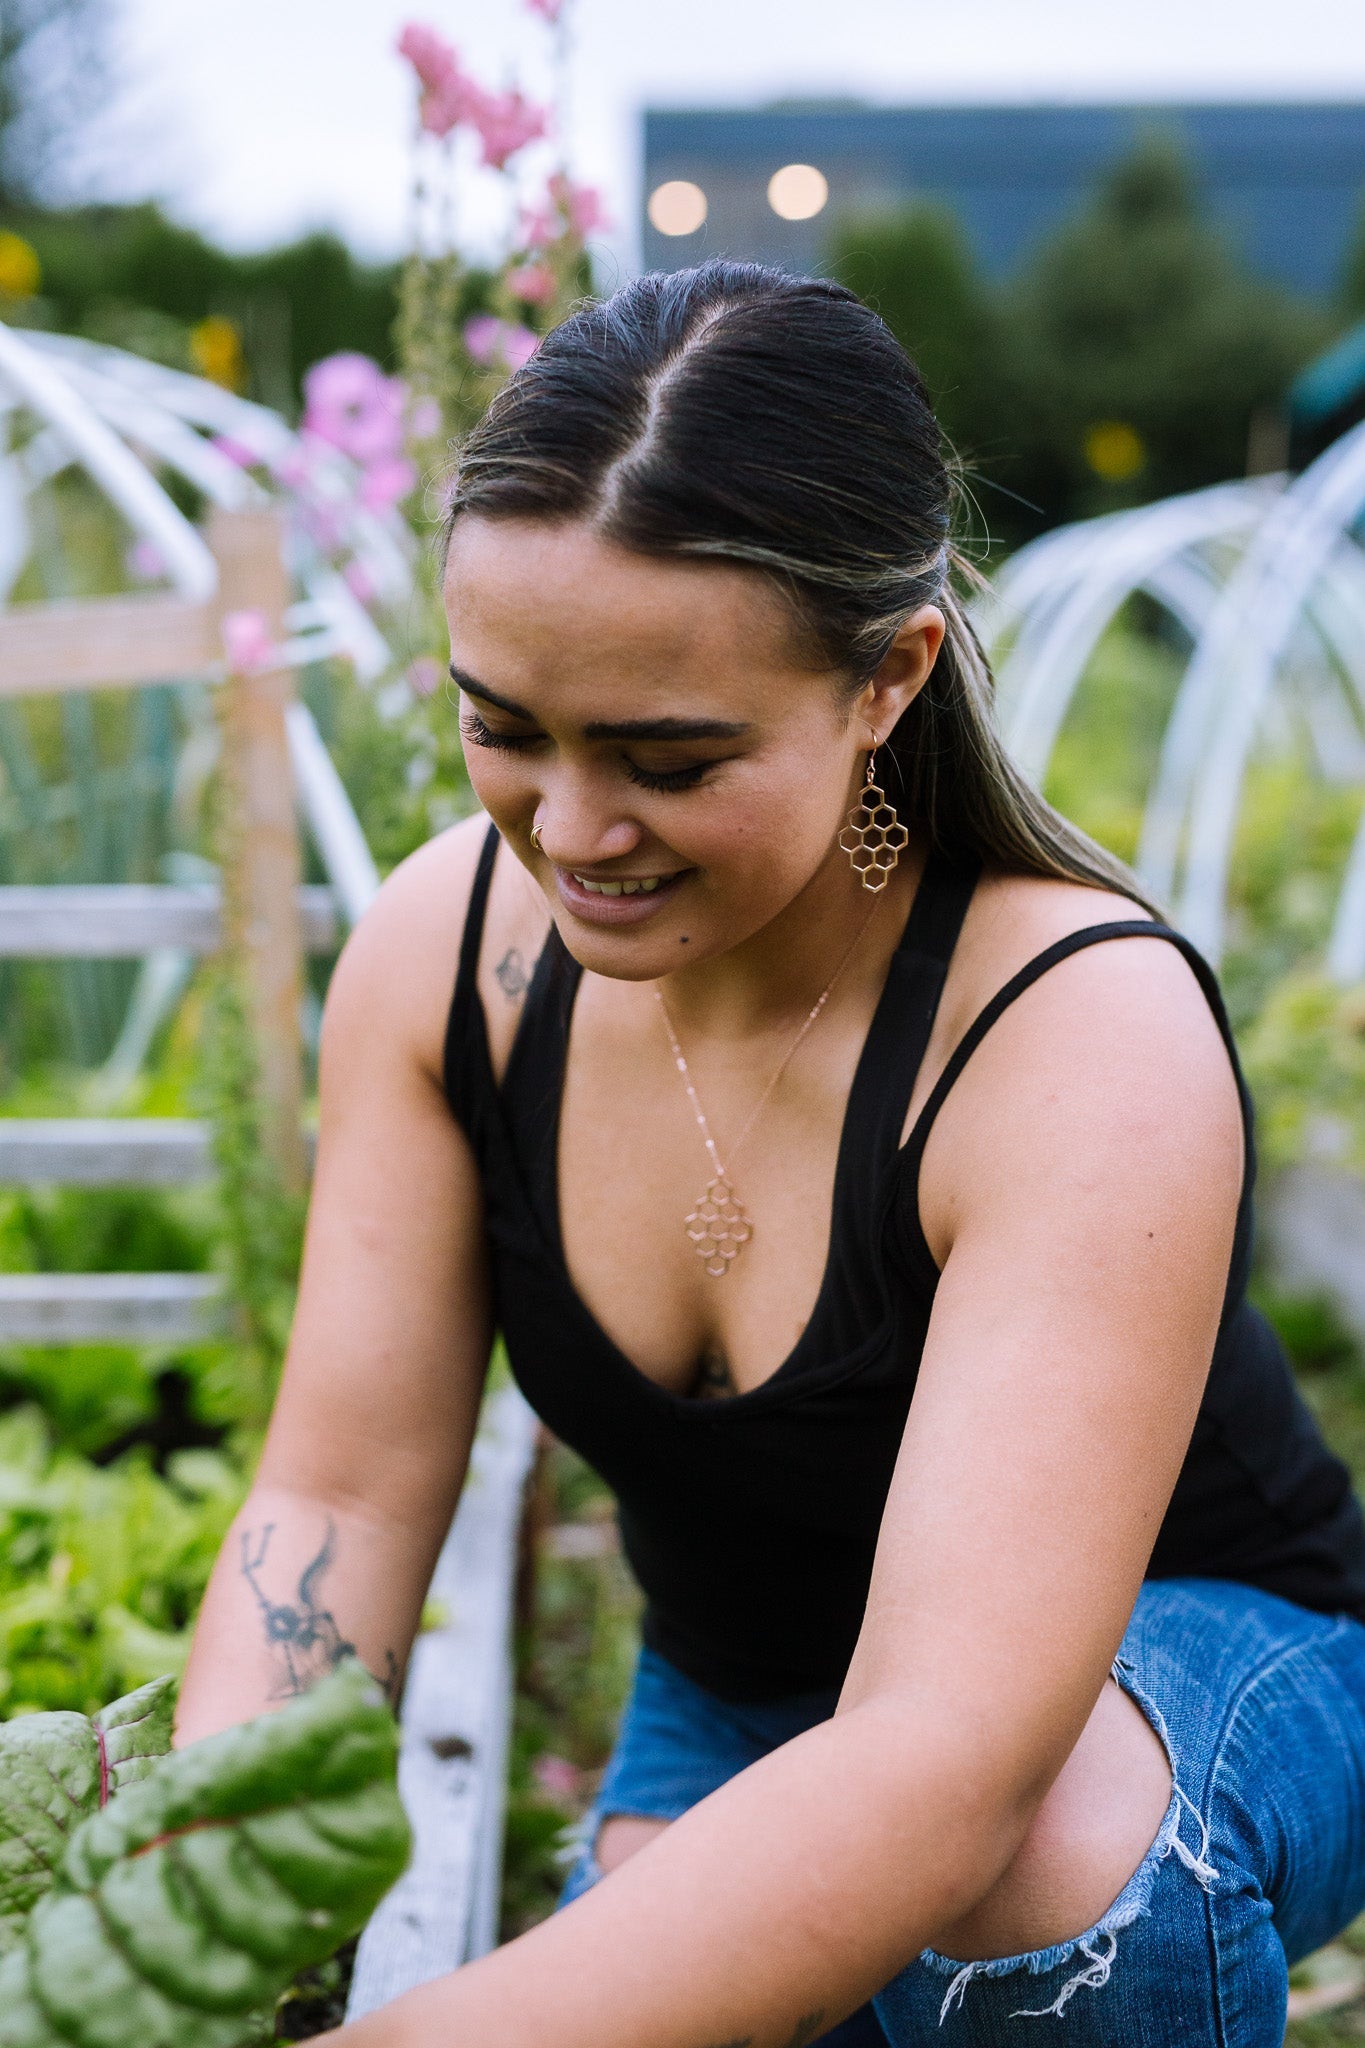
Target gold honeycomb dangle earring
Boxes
[839,746,908,893]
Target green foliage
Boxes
[0,1407,243,1718]
[827,203,1010,480]
[0,1661,409,2048]
[1252,1285,1361,1379]
[1039,604,1187,867]
[0,1187,208,1279]
[502,1443,641,1937]
[9,206,401,412]
[196,960,306,1440]
[0,1675,176,1955]
[1239,974,1365,1174]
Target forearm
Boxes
[175,1483,442,1746]
[327,1697,1024,2048]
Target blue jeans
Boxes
[560,1579,1365,2044]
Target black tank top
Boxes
[444,824,1365,1700]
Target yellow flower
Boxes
[1084,420,1147,483]
[190,314,245,390]
[0,231,41,300]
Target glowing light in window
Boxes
[767,164,828,221]
[648,181,708,236]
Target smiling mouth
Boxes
[571,873,665,897]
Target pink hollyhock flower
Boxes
[396,22,456,94]
[533,1754,580,1799]
[526,0,564,19]
[303,353,407,465]
[407,655,442,700]
[222,609,274,674]
[549,170,608,237]
[125,536,166,583]
[343,559,376,604]
[302,501,345,553]
[519,201,557,250]
[471,87,548,170]
[464,315,539,372]
[358,453,418,511]
[396,24,484,140]
[211,434,260,469]
[506,261,556,305]
[408,393,443,439]
[270,447,312,491]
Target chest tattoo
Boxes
[494,946,530,1002]
[694,1345,739,1401]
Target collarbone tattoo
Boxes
[494,945,530,1001]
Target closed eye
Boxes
[463,709,721,793]
[460,709,542,755]
[623,758,713,793]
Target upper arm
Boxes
[255,817,494,1537]
[843,936,1244,1810]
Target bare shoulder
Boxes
[915,866,1244,1266]
[322,812,492,1084]
[936,865,1212,1065]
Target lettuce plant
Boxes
[0,1661,409,2048]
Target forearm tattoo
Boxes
[494,946,530,1001]
[240,1518,401,1707]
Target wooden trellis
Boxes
[0,505,313,1340]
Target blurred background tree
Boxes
[829,135,1338,545]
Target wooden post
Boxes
[209,505,307,1195]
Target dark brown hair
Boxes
[443,260,1155,907]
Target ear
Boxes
[851,605,946,747]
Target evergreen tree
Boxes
[999,135,1328,526]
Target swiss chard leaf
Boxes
[92,1675,178,1797]
[0,1716,100,1959]
[0,1678,179,1958]
[0,1661,409,2048]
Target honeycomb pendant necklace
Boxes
[654,899,880,1277]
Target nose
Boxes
[534,770,645,867]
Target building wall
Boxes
[641,102,1365,293]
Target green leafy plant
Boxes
[0,1660,409,2048]
[0,1674,176,1955]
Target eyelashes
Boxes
[460,710,534,757]
[460,710,714,795]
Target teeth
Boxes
[573,874,665,896]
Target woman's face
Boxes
[443,516,936,981]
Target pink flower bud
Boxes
[126,537,166,583]
[359,454,417,511]
[407,656,442,700]
[211,434,260,469]
[533,1754,580,1798]
[506,262,556,305]
[464,315,540,373]
[222,609,274,674]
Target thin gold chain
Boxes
[654,897,880,1182]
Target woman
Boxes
[177,263,1365,2047]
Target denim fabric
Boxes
[559,1579,1365,2045]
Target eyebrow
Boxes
[449,663,752,743]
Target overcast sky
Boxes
[114,0,1365,267]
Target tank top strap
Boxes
[441,819,502,1135]
[893,917,1256,1287]
[835,846,982,1195]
